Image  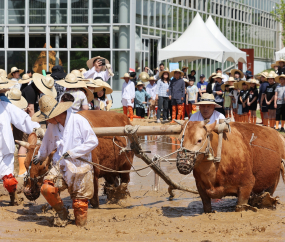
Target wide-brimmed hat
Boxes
[8,67,24,79]
[266,73,276,81]
[276,59,285,66]
[120,73,131,79]
[248,79,260,86]
[182,66,188,70]
[256,71,268,80]
[79,68,87,73]
[136,81,144,87]
[86,56,110,70]
[221,82,234,91]
[19,74,32,84]
[0,69,7,78]
[269,71,278,78]
[228,77,235,83]
[0,76,16,89]
[139,72,150,82]
[208,73,216,81]
[32,95,73,122]
[93,78,113,94]
[183,78,189,84]
[148,76,156,81]
[170,69,184,78]
[6,88,28,109]
[237,80,250,90]
[275,74,285,83]
[271,63,278,69]
[194,93,221,108]
[84,78,104,92]
[33,73,57,98]
[213,73,224,79]
[159,70,170,78]
[71,69,83,80]
[230,69,244,78]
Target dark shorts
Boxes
[267,102,275,110]
[242,105,249,113]
[136,107,145,118]
[276,104,285,120]
[12,125,28,143]
[249,103,257,111]
[171,99,183,105]
[261,105,268,112]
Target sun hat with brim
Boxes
[228,77,235,83]
[269,71,278,78]
[32,95,73,122]
[93,79,113,94]
[8,67,24,79]
[230,69,244,79]
[213,73,224,79]
[148,76,156,81]
[237,81,251,90]
[248,79,260,86]
[33,73,57,98]
[82,87,94,102]
[86,56,110,70]
[139,72,150,82]
[182,66,188,70]
[120,73,131,79]
[71,69,83,80]
[159,70,170,78]
[0,76,16,89]
[266,73,277,80]
[56,73,87,89]
[136,81,144,87]
[194,93,221,108]
[275,74,285,83]
[276,59,285,66]
[221,82,234,91]
[208,73,216,81]
[271,63,278,69]
[19,74,32,84]
[6,88,28,110]
[170,69,184,78]
[0,69,8,78]
[183,78,189,84]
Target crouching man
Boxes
[31,95,98,227]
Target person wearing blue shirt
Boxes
[135,81,152,119]
[197,74,208,100]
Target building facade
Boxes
[0,0,281,108]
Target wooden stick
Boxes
[92,125,183,137]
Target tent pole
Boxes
[221,51,225,73]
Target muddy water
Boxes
[1,135,285,241]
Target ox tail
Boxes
[281,159,285,184]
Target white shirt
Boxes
[0,101,40,155]
[38,109,98,175]
[10,78,21,90]
[190,110,225,124]
[222,74,228,82]
[146,83,157,100]
[83,66,112,82]
[122,81,135,100]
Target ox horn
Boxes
[15,140,30,149]
[174,120,184,125]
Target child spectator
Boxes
[274,74,285,132]
[197,74,208,100]
[238,81,250,122]
[135,81,152,119]
[221,83,232,118]
[186,78,198,117]
[247,79,259,124]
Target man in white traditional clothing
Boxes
[83,56,114,81]
[121,73,135,121]
[0,85,42,205]
[190,93,225,124]
[31,95,98,227]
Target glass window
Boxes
[0,1,4,24]
[0,33,4,48]
[135,26,141,51]
[149,0,155,27]
[113,26,130,49]
[8,26,25,32]
[50,34,67,48]
[71,34,88,48]
[136,0,142,24]
[71,0,88,24]
[9,34,25,48]
[149,28,154,35]
[71,26,88,32]
[50,0,67,24]
[135,52,141,76]
[29,34,46,48]
[113,0,129,23]
[162,31,166,48]
[0,52,4,69]
[143,0,148,26]
[8,51,26,72]
[50,26,67,32]
[184,9,188,31]
[178,7,183,32]
[156,2,161,28]
[167,5,172,30]
[8,0,25,24]
[70,51,89,70]
[29,0,46,24]
[93,0,111,23]
[112,51,130,91]
[162,3,166,29]
[93,33,110,48]
[49,51,68,73]
[142,27,148,34]
[173,6,177,31]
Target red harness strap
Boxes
[2,174,18,193]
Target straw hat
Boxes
[213,73,224,79]
[84,78,104,93]
[33,73,57,98]
[170,69,184,78]
[136,81,144,87]
[32,95,73,122]
[0,76,16,89]
[275,74,285,83]
[230,69,244,78]
[71,69,83,80]
[183,78,189,84]
[79,68,87,73]
[139,72,150,82]
[120,73,131,79]
[271,63,278,69]
[208,73,216,81]
[269,70,278,78]
[237,80,250,90]
[8,67,24,79]
[86,56,110,70]
[148,76,156,81]
[0,69,7,78]
[266,73,276,80]
[221,82,234,91]
[248,79,260,86]
[228,77,235,83]
[93,78,113,94]
[194,93,221,108]
[159,70,170,78]
[19,74,32,84]
[6,88,28,109]
[276,59,285,66]
[182,66,188,70]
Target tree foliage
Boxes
[271,0,285,46]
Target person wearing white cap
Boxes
[121,73,135,121]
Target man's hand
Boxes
[63,152,70,159]
[274,103,277,109]
[32,155,42,165]
[181,97,184,101]
[35,127,45,140]
[131,98,134,103]
[156,95,158,101]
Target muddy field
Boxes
[1,129,285,241]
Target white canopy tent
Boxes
[275,48,285,61]
[159,13,246,65]
[205,16,247,63]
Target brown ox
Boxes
[177,121,285,212]
[21,110,134,208]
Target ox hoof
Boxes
[9,192,23,206]
[89,198,99,209]
[235,204,258,212]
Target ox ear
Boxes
[205,122,216,134]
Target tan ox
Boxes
[177,121,285,212]
[20,111,134,208]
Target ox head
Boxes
[16,133,53,201]
[176,120,216,175]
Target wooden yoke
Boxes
[213,119,230,163]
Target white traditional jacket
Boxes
[190,110,225,124]
[122,81,135,100]
[146,83,157,100]
[83,66,112,82]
